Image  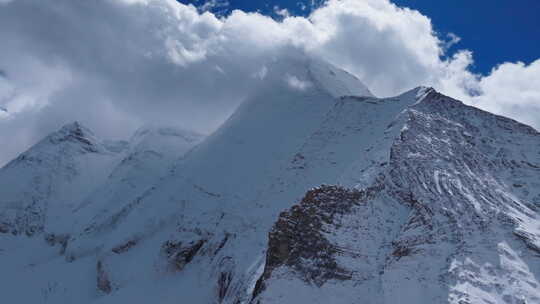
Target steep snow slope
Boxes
[71,126,204,237]
[0,122,126,235]
[1,57,377,303]
[65,57,376,257]
[253,90,540,304]
[59,62,425,304]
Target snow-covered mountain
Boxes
[70,126,204,239]
[0,58,539,304]
[253,89,540,304]
[0,122,126,236]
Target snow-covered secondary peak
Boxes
[34,121,104,156]
[124,125,205,171]
[67,125,205,239]
[0,122,124,236]
[3,122,106,171]
[56,121,97,141]
[130,125,203,150]
[0,122,205,238]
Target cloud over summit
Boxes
[0,0,538,165]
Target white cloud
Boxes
[469,60,540,128]
[274,6,291,18]
[445,32,461,50]
[0,73,16,108]
[0,0,538,165]
[197,0,229,15]
[286,74,312,91]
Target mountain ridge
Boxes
[0,59,539,304]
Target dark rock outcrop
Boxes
[253,185,376,299]
[97,260,112,294]
[162,239,206,271]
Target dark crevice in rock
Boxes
[217,270,233,303]
[391,244,413,260]
[0,222,9,234]
[97,260,112,294]
[216,256,236,303]
[162,239,206,271]
[213,233,231,256]
[514,231,540,256]
[45,233,70,255]
[112,240,137,254]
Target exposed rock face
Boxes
[111,239,137,254]
[97,260,112,294]
[162,239,206,271]
[45,233,70,255]
[252,181,399,303]
[217,265,234,303]
[0,222,9,234]
[255,185,363,295]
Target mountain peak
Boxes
[129,125,204,156]
[394,85,435,101]
[46,121,101,153]
[259,55,374,100]
[58,121,94,136]
[413,85,435,96]
[308,59,374,98]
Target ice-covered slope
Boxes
[0,122,125,235]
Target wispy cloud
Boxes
[197,0,229,15]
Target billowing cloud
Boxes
[0,0,538,166]
[469,60,540,128]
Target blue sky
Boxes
[186,0,540,75]
[391,0,540,74]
